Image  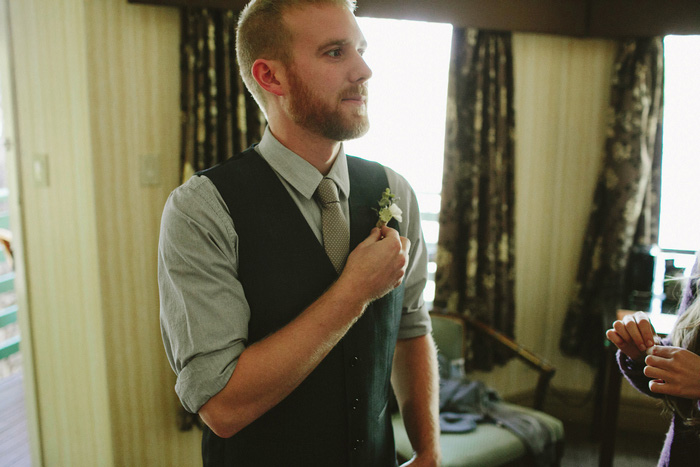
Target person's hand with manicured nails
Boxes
[606,311,660,362]
[607,311,700,399]
[644,345,700,399]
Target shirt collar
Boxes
[257,126,350,200]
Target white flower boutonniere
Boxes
[375,188,403,228]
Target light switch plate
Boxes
[33,153,49,187]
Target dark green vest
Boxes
[198,147,404,467]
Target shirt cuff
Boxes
[397,303,432,339]
[175,343,244,413]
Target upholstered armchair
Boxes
[392,310,565,466]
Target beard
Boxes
[286,67,370,142]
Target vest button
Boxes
[351,397,361,409]
[349,356,360,367]
[352,439,365,450]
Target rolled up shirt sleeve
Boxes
[158,176,250,413]
[160,164,431,412]
[385,167,432,339]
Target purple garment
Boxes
[617,272,700,467]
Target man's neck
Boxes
[268,124,341,176]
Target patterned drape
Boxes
[434,29,516,371]
[560,38,664,365]
[176,7,265,431]
[180,7,265,182]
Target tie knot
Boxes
[315,178,340,206]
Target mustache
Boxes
[341,85,369,100]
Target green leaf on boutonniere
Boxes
[375,188,402,228]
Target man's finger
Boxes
[379,224,399,240]
[400,236,411,253]
[360,227,382,245]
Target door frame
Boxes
[0,0,43,465]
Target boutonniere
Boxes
[375,188,403,228]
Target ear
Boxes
[251,59,285,97]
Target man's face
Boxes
[282,4,372,142]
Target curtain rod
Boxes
[127,0,700,38]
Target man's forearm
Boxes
[199,226,409,438]
[391,333,441,465]
[199,279,366,438]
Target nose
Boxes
[352,53,372,83]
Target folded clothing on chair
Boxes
[437,353,560,466]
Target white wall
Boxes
[9,0,201,465]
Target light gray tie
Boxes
[314,178,349,273]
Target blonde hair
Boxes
[670,280,700,350]
[235,0,357,111]
[665,253,700,427]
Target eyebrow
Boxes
[317,38,367,54]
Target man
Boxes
[158,0,441,465]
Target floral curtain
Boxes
[180,7,265,182]
[560,38,664,366]
[177,7,265,431]
[434,29,516,371]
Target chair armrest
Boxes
[430,308,556,410]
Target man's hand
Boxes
[645,346,700,399]
[339,225,410,305]
[393,334,441,467]
[199,226,409,438]
[605,311,659,362]
[400,453,440,467]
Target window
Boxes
[651,35,700,308]
[658,35,700,253]
[344,17,453,305]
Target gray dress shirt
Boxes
[159,127,431,413]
